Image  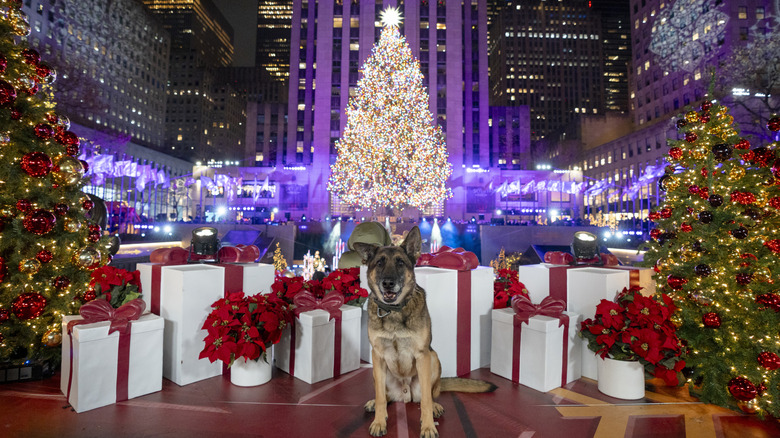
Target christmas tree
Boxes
[328,7,452,212]
[0,1,110,366]
[642,98,780,416]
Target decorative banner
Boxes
[497,179,586,197]
[82,154,171,189]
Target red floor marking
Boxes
[118,400,230,413]
[395,401,410,438]
[297,367,369,405]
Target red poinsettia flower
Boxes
[595,300,625,329]
[493,269,529,309]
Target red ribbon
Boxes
[290,291,346,378]
[510,295,570,387]
[543,251,574,265]
[456,271,472,376]
[417,246,479,271]
[218,264,246,376]
[66,299,146,404]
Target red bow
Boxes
[543,251,574,265]
[68,298,146,335]
[417,246,479,271]
[293,291,345,319]
[511,295,567,327]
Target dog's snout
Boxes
[381,278,396,290]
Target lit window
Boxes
[738,7,747,19]
[177,135,183,141]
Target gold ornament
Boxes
[680,251,697,262]
[737,399,758,414]
[99,235,121,256]
[0,205,14,218]
[755,193,768,207]
[42,328,62,347]
[52,156,84,186]
[721,129,738,139]
[723,115,734,125]
[656,258,675,271]
[685,111,699,123]
[666,177,680,191]
[690,148,707,160]
[728,167,745,181]
[19,258,41,274]
[73,246,101,269]
[282,270,295,278]
[753,267,772,283]
[63,217,82,233]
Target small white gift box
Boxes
[415,266,494,378]
[490,308,582,392]
[606,265,656,295]
[216,262,275,295]
[275,305,361,384]
[60,313,163,413]
[566,267,629,379]
[137,263,225,385]
[516,264,577,305]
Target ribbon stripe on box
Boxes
[147,247,189,315]
[510,296,569,386]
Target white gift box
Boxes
[217,262,275,295]
[516,264,575,304]
[608,266,656,295]
[490,308,582,392]
[137,263,225,385]
[566,267,629,379]
[359,265,372,363]
[60,313,163,413]
[415,266,494,378]
[275,305,361,384]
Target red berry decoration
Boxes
[728,377,758,401]
[755,293,780,312]
[0,79,16,106]
[763,239,780,254]
[650,229,661,240]
[667,275,688,290]
[21,48,40,65]
[734,139,751,150]
[660,207,673,218]
[768,116,780,132]
[54,203,69,216]
[757,352,780,370]
[20,151,52,177]
[669,147,683,160]
[23,209,56,235]
[82,199,94,211]
[53,275,70,290]
[33,123,54,139]
[15,198,31,212]
[11,292,47,320]
[701,101,713,111]
[702,312,721,328]
[685,131,698,143]
[0,308,9,323]
[36,249,52,263]
[680,223,693,232]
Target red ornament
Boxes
[736,273,753,285]
[702,312,721,328]
[757,382,768,394]
[0,79,16,106]
[58,130,79,146]
[82,199,94,211]
[680,223,693,232]
[770,197,780,209]
[768,116,780,132]
[728,377,758,401]
[772,159,780,181]
[764,239,780,254]
[33,123,54,140]
[742,150,755,162]
[54,203,69,216]
[53,275,70,289]
[11,293,47,320]
[36,250,52,263]
[699,114,710,123]
[735,139,751,150]
[660,207,673,218]
[698,187,709,199]
[650,229,661,240]
[45,112,57,124]
[757,352,780,370]
[751,147,774,167]
[15,199,31,212]
[667,275,688,290]
[648,211,661,220]
[24,83,38,96]
[10,107,21,120]
[23,209,56,235]
[730,191,756,205]
[0,54,6,73]
[701,101,713,111]
[688,185,699,195]
[669,147,683,160]
[685,132,698,143]
[0,308,9,323]
[88,232,101,243]
[66,144,79,156]
[755,293,780,312]
[20,151,52,177]
[34,64,51,80]
[21,48,40,65]
[82,290,96,302]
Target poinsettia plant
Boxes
[199,291,293,365]
[579,286,686,386]
[493,268,529,309]
[86,265,142,308]
[270,268,369,307]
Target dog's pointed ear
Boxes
[401,226,421,263]
[353,242,379,265]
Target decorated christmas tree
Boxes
[328,7,452,212]
[0,1,110,366]
[642,98,780,416]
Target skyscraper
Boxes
[257,0,293,96]
[287,0,490,219]
[591,0,631,113]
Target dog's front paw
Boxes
[369,419,387,437]
[432,402,444,418]
[420,424,439,438]
[364,399,375,413]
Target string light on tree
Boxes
[642,94,780,417]
[328,7,452,212]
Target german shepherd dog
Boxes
[354,226,496,438]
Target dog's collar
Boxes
[371,296,406,316]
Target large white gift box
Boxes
[275,305,361,384]
[216,262,275,295]
[359,265,372,363]
[415,266,493,378]
[606,265,656,295]
[566,267,630,379]
[490,308,581,392]
[137,263,225,385]
[61,313,163,413]
[516,264,576,305]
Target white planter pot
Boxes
[596,357,645,400]
[230,357,272,387]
